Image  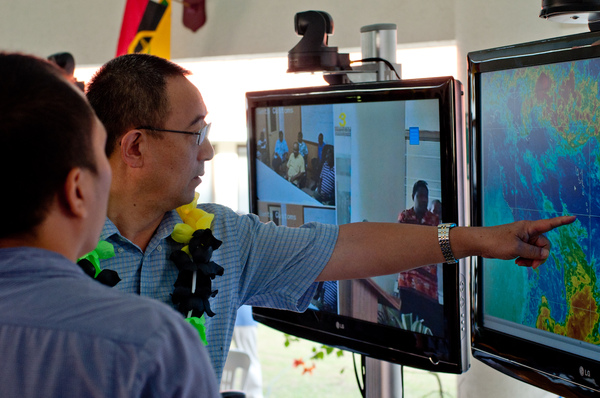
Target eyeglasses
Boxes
[135,123,211,146]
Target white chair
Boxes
[220,349,251,394]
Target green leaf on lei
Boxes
[78,240,115,278]
[186,316,208,345]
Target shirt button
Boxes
[157,245,162,252]
[117,248,124,253]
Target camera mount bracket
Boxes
[287,11,401,85]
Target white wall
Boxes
[0,0,456,64]
[0,1,587,103]
[0,1,586,71]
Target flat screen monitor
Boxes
[468,31,600,396]
[246,77,469,373]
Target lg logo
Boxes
[580,366,591,378]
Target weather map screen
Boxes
[467,34,600,395]
[479,58,600,360]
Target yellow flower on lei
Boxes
[172,192,214,251]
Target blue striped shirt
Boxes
[319,163,336,198]
[99,203,338,380]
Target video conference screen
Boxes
[254,98,447,337]
[479,57,600,361]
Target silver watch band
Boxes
[438,223,458,264]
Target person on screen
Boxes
[85,53,575,382]
[398,180,440,226]
[312,281,338,313]
[287,141,306,187]
[314,145,335,204]
[256,129,268,163]
[0,52,219,398]
[430,199,442,222]
[297,131,308,161]
[311,133,326,187]
[398,180,440,301]
[272,130,288,175]
[317,133,325,161]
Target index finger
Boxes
[529,215,576,235]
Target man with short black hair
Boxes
[0,52,219,398]
[86,52,575,382]
[398,180,440,225]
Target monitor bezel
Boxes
[246,77,470,374]
[468,31,600,396]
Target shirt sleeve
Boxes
[248,221,337,311]
[245,218,337,311]
[204,204,339,313]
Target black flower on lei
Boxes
[170,228,223,318]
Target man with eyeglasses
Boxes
[86,53,575,383]
[136,123,211,146]
[0,52,219,398]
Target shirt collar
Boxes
[100,210,183,246]
[0,247,85,278]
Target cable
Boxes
[350,57,402,80]
[352,352,366,398]
[431,371,443,398]
[400,365,404,398]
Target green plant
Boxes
[284,333,346,374]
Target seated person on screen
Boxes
[287,141,306,187]
[311,133,326,187]
[0,52,219,398]
[85,53,575,382]
[256,129,267,163]
[314,145,335,204]
[297,131,308,162]
[271,130,288,175]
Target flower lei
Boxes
[77,241,120,287]
[77,193,222,346]
[170,192,223,345]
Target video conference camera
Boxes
[287,11,401,84]
[287,10,351,73]
[539,0,600,30]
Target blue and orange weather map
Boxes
[480,58,600,347]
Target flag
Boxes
[116,0,171,59]
[182,0,207,32]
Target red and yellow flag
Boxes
[116,0,171,59]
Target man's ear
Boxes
[119,129,146,168]
[63,167,88,219]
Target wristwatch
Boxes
[438,223,458,264]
